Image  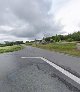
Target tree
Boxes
[55,34,60,42]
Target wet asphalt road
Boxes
[0,46,79,92]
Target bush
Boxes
[66,38,73,42]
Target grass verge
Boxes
[0,45,24,53]
[32,42,80,57]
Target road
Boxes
[0,46,79,92]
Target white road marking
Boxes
[21,57,80,85]
[21,57,41,59]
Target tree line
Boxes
[44,31,80,42]
[0,41,24,47]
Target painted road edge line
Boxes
[21,57,80,85]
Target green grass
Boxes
[32,42,80,57]
[25,42,33,46]
[0,45,24,53]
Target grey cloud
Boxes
[0,0,62,40]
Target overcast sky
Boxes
[0,0,80,41]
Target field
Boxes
[32,42,80,57]
[0,45,24,53]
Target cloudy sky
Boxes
[0,0,80,41]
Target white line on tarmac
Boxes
[21,57,41,59]
[21,57,80,85]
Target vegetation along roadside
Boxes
[26,31,80,57]
[0,45,24,53]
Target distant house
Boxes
[41,37,46,44]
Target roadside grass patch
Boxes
[0,45,24,53]
[32,43,80,56]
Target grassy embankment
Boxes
[0,45,24,53]
[32,42,80,57]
